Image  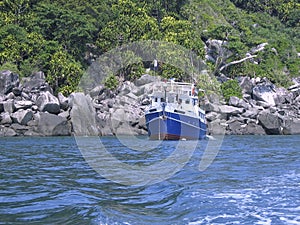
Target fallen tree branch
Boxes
[219,54,257,72]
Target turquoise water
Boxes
[0,135,299,224]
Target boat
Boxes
[145,80,207,140]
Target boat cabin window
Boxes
[193,99,198,106]
[168,97,175,103]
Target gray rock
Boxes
[0,102,3,113]
[137,116,146,130]
[22,71,52,93]
[0,70,20,95]
[218,105,245,116]
[89,85,105,98]
[228,96,240,107]
[294,95,300,103]
[242,107,260,119]
[99,125,114,136]
[69,93,98,136]
[257,110,282,134]
[11,109,33,125]
[239,76,254,95]
[3,100,16,113]
[57,92,69,110]
[12,87,22,96]
[6,92,15,100]
[10,123,30,135]
[0,112,12,124]
[205,111,220,122]
[256,100,272,108]
[207,119,227,135]
[115,123,139,135]
[36,91,60,114]
[244,121,266,135]
[110,108,126,130]
[203,102,219,112]
[37,112,71,136]
[252,84,276,107]
[274,87,293,105]
[119,81,137,95]
[58,110,70,119]
[134,74,158,86]
[282,118,300,135]
[14,100,33,110]
[227,120,244,135]
[24,130,41,136]
[0,125,17,137]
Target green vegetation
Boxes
[103,73,119,90]
[221,79,243,102]
[0,0,299,94]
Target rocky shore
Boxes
[1,70,300,137]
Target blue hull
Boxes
[145,111,207,140]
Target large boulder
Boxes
[69,93,98,136]
[37,112,71,136]
[0,125,17,137]
[207,119,227,135]
[228,96,250,109]
[0,70,20,95]
[36,91,60,114]
[218,105,245,119]
[273,87,293,106]
[14,100,33,110]
[226,120,245,135]
[2,100,16,113]
[134,74,158,86]
[0,112,12,124]
[258,110,282,134]
[242,107,261,119]
[22,71,52,93]
[282,118,300,135]
[239,76,254,95]
[252,84,276,107]
[11,109,33,125]
[243,121,266,135]
[89,85,105,98]
[57,92,69,110]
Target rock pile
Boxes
[205,76,300,135]
[1,70,299,137]
[0,71,154,137]
[0,71,71,136]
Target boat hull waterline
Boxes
[145,110,207,140]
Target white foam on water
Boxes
[188,214,242,225]
[280,217,300,225]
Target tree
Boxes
[96,0,160,52]
[31,2,98,61]
[47,50,83,95]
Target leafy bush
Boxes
[220,79,243,102]
[103,74,119,90]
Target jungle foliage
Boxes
[0,0,299,94]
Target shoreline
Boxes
[1,71,300,137]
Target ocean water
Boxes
[0,135,299,225]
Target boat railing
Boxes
[152,81,194,95]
